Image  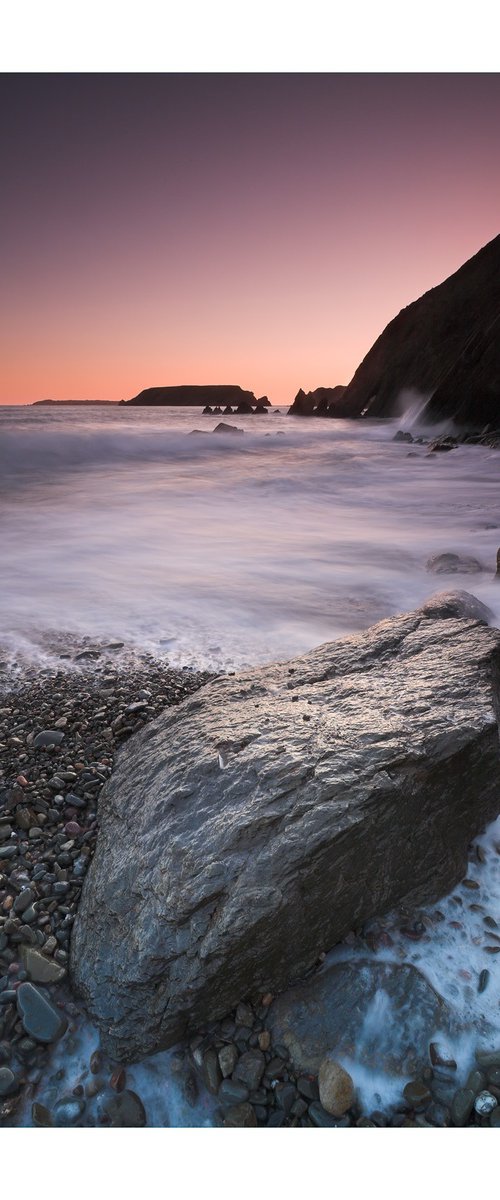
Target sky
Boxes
[1,72,499,406]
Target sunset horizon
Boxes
[2,73,500,406]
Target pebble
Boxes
[16,982,68,1043]
[403,1079,432,1109]
[478,969,490,993]
[476,1048,500,1069]
[218,1078,250,1105]
[318,1056,355,1117]
[267,1109,286,1127]
[218,1044,238,1078]
[233,1049,265,1092]
[110,1067,126,1092]
[0,1067,16,1097]
[202,1047,222,1095]
[474,1091,498,1116]
[31,1101,53,1127]
[429,1043,457,1071]
[451,1088,475,1126]
[465,1068,487,1094]
[53,1096,86,1126]
[297,1075,319,1101]
[235,1002,254,1028]
[275,1082,298,1113]
[13,889,35,915]
[33,730,65,748]
[309,1101,350,1128]
[101,1089,147,1127]
[223,1102,257,1128]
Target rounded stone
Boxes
[33,730,65,749]
[32,1101,53,1127]
[16,982,67,1043]
[403,1079,432,1109]
[474,1090,497,1116]
[53,1096,86,1126]
[223,1102,257,1127]
[0,1066,17,1097]
[451,1088,475,1127]
[318,1056,355,1117]
[102,1089,147,1127]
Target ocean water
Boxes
[5,402,500,1125]
[1,403,500,673]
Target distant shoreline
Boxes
[32,399,119,406]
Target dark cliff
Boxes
[340,234,500,426]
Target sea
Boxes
[2,402,500,672]
[3,402,500,1126]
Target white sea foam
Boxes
[2,404,500,673]
[321,815,500,1113]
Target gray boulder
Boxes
[71,591,500,1062]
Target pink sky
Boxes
[1,74,499,405]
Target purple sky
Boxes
[1,73,499,404]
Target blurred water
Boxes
[6,402,500,1125]
[1,404,500,672]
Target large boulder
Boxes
[70,591,500,1062]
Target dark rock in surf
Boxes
[212,423,244,436]
[71,590,500,1062]
[288,386,347,416]
[266,959,452,1076]
[426,553,486,576]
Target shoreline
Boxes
[2,646,500,1127]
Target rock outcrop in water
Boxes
[71,590,500,1062]
[267,959,453,1077]
[126,385,266,408]
[339,234,500,426]
[288,386,347,416]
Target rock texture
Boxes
[340,234,500,426]
[126,385,266,408]
[71,590,500,1062]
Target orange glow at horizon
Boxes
[1,74,499,407]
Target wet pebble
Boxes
[474,1091,497,1116]
[16,982,67,1043]
[53,1095,86,1126]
